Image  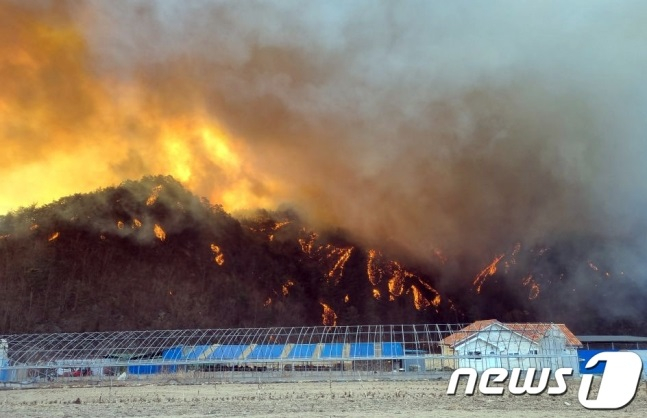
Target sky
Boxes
[2,0,647,274]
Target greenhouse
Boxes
[0,322,583,386]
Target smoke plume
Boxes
[2,1,647,295]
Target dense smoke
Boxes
[2,1,647,288]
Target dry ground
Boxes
[1,378,646,417]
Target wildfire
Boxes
[320,303,338,326]
[522,274,542,300]
[210,244,225,265]
[325,245,353,284]
[48,232,60,241]
[281,279,294,296]
[153,224,166,241]
[132,219,142,229]
[116,220,124,229]
[146,185,163,206]
[367,249,380,285]
[409,285,431,310]
[473,254,505,294]
[298,231,318,254]
[0,5,283,217]
[372,288,381,300]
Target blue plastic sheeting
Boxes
[162,346,185,361]
[381,342,404,357]
[350,343,375,358]
[247,345,286,360]
[208,345,248,360]
[185,345,211,360]
[0,358,16,382]
[578,349,616,374]
[320,343,344,358]
[287,344,317,359]
[128,364,162,374]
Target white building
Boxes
[441,319,582,371]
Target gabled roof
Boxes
[442,319,582,348]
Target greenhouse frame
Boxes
[1,322,584,387]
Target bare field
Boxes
[1,378,646,417]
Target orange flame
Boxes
[409,285,431,310]
[473,254,505,294]
[372,288,381,300]
[367,249,381,285]
[132,219,142,229]
[116,220,124,229]
[210,244,225,265]
[320,302,337,326]
[146,185,163,206]
[281,279,294,296]
[0,6,280,216]
[153,224,166,241]
[48,232,60,241]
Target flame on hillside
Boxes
[210,244,225,266]
[473,254,505,294]
[320,302,337,326]
[146,185,163,206]
[153,224,166,241]
[48,232,60,242]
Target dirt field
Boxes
[1,378,646,417]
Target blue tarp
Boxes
[320,343,344,358]
[381,342,405,357]
[247,345,285,360]
[208,345,247,360]
[349,343,375,358]
[287,344,317,359]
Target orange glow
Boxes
[367,249,381,285]
[0,6,281,216]
[48,232,60,241]
[324,245,353,284]
[473,254,505,294]
[281,279,294,296]
[344,294,350,303]
[372,288,381,300]
[320,303,337,326]
[132,219,142,229]
[529,283,541,300]
[409,285,431,310]
[153,224,166,241]
[30,224,38,231]
[116,220,124,229]
[146,185,163,206]
[298,231,318,254]
[210,244,225,265]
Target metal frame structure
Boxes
[0,323,583,386]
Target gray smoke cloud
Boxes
[6,1,647,285]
